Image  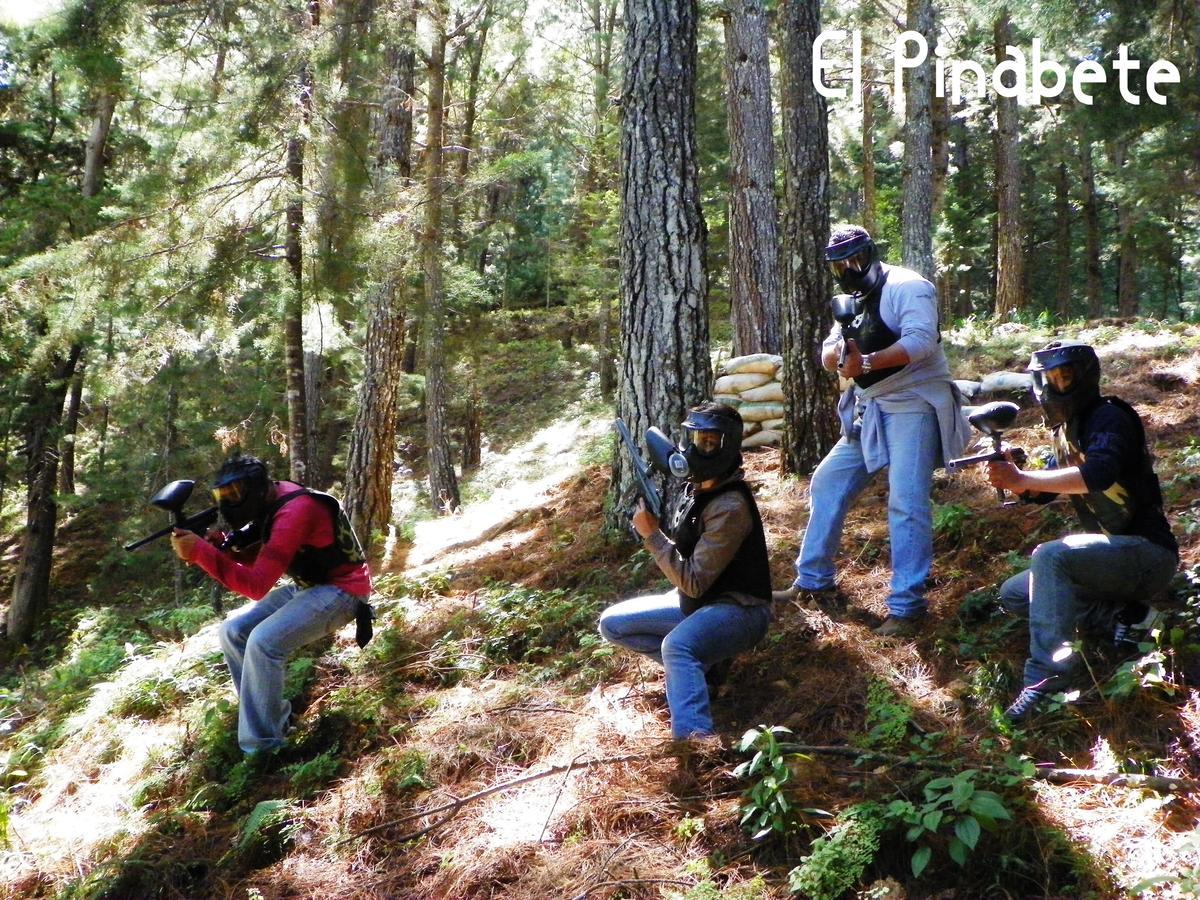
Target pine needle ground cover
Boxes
[4,322,1200,897]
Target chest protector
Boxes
[260,486,367,588]
[1053,397,1156,537]
[670,480,772,615]
[846,274,902,389]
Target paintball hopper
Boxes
[831,293,861,327]
[967,401,1020,436]
[151,479,196,511]
[646,426,689,479]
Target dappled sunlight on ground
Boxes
[406,416,609,571]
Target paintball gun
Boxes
[613,419,663,521]
[947,401,1028,503]
[831,293,862,368]
[125,480,218,552]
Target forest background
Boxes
[1,0,1200,897]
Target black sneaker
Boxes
[1004,686,1048,724]
[1113,606,1163,653]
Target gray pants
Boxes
[999,534,1177,690]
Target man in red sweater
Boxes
[171,455,372,754]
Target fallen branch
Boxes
[338,752,654,846]
[777,743,1200,794]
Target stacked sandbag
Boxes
[713,353,785,448]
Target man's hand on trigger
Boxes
[170,528,200,563]
[838,338,864,377]
[986,459,1024,493]
[632,499,659,539]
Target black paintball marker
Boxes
[947,401,1028,503]
[124,479,220,552]
[831,293,862,368]
[613,419,663,520]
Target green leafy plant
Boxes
[282,749,341,798]
[858,679,913,751]
[885,770,1012,876]
[787,802,886,900]
[932,503,971,542]
[734,726,822,841]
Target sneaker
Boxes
[873,614,925,638]
[1004,685,1049,724]
[1113,606,1163,653]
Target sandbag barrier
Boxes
[713,353,785,448]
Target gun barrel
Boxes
[946,450,1003,472]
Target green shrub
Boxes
[788,803,886,900]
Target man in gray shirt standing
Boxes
[775,225,969,637]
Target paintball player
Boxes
[170,455,373,754]
[987,341,1178,724]
[775,224,969,637]
[598,402,772,740]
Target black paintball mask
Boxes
[212,454,271,530]
[826,225,884,296]
[1027,340,1101,428]
[646,404,744,484]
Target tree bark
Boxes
[1080,141,1102,318]
[901,0,935,280]
[6,345,83,645]
[610,0,710,526]
[723,0,781,356]
[284,1,318,484]
[57,351,85,495]
[346,13,418,552]
[1054,159,1072,320]
[993,9,1024,317]
[1111,142,1139,317]
[777,0,838,476]
[861,74,877,238]
[82,92,116,199]
[422,2,461,514]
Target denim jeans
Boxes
[218,583,361,753]
[998,534,1178,689]
[792,406,940,618]
[598,590,771,739]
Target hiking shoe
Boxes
[873,614,925,638]
[1113,606,1163,653]
[773,585,842,612]
[1004,686,1049,724]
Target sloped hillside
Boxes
[4,320,1200,899]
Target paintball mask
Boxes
[1027,340,1101,428]
[825,225,884,296]
[212,454,271,530]
[646,404,744,484]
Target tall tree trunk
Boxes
[346,13,417,552]
[610,0,710,527]
[901,0,935,279]
[96,315,114,475]
[284,1,318,484]
[931,91,950,219]
[451,6,490,254]
[777,0,838,475]
[1080,141,1102,318]
[6,345,83,646]
[861,73,877,237]
[724,0,781,356]
[1111,141,1139,317]
[1054,159,1072,320]
[81,92,116,199]
[58,352,85,495]
[423,3,461,514]
[993,9,1024,317]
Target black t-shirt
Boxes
[1050,398,1177,555]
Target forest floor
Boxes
[4,318,1200,899]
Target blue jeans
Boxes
[999,534,1177,689]
[598,590,770,739]
[792,407,940,618]
[218,583,361,754]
